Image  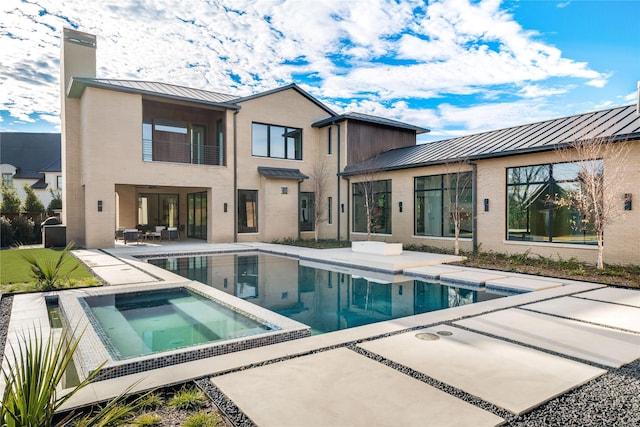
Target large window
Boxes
[252,123,302,160]
[352,180,391,234]
[238,190,258,233]
[414,173,472,237]
[507,161,598,244]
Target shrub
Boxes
[167,386,207,410]
[132,412,163,426]
[138,391,164,409]
[11,216,35,245]
[0,216,14,247]
[48,188,63,211]
[183,411,221,427]
[20,242,78,291]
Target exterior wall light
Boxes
[624,193,632,211]
[484,198,490,212]
[399,201,403,212]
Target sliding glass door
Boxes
[187,191,207,239]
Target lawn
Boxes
[0,247,99,293]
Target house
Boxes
[61,28,639,265]
[60,28,426,248]
[0,132,62,209]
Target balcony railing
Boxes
[143,139,223,166]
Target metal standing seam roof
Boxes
[312,111,429,134]
[343,104,640,175]
[257,166,309,180]
[67,78,241,108]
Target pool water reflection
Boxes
[148,253,502,334]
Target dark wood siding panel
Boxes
[347,122,416,164]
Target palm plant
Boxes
[1,326,141,426]
[20,243,78,291]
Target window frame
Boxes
[238,189,259,233]
[352,179,392,234]
[414,172,472,238]
[506,160,599,245]
[251,122,303,160]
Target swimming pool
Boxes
[82,287,274,360]
[148,252,503,334]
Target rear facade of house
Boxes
[61,28,640,265]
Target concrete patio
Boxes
[2,242,638,426]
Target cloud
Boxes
[0,0,611,136]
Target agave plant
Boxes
[1,326,141,427]
[20,243,78,291]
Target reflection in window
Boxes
[252,122,302,160]
[300,192,315,232]
[235,255,258,299]
[414,173,472,237]
[352,180,392,234]
[238,190,258,233]
[507,161,598,244]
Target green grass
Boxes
[0,247,98,292]
[167,386,208,411]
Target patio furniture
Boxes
[144,225,164,240]
[161,227,179,240]
[123,229,140,244]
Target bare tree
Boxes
[444,160,472,256]
[307,158,330,242]
[351,157,387,241]
[554,136,631,269]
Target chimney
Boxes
[61,28,97,94]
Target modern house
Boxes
[61,28,640,265]
[0,132,62,209]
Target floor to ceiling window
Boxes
[352,179,392,234]
[238,190,258,233]
[187,191,207,239]
[414,173,472,237]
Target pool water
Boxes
[148,253,503,335]
[82,287,273,359]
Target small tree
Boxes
[1,183,22,213]
[23,183,45,214]
[445,160,472,256]
[351,156,387,241]
[307,159,330,242]
[554,136,631,269]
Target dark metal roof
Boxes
[0,133,61,180]
[343,105,640,175]
[233,83,336,116]
[313,111,429,134]
[257,166,309,180]
[67,78,241,109]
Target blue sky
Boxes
[1,0,638,142]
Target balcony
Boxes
[143,138,223,166]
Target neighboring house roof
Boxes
[313,111,429,134]
[343,104,640,176]
[0,133,61,185]
[67,78,241,109]
[258,166,309,180]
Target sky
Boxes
[1,0,639,142]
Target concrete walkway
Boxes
[2,242,639,426]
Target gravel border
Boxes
[0,294,14,366]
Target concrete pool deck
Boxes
[2,242,639,426]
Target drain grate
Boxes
[415,332,440,341]
[437,330,453,336]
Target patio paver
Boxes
[456,308,640,367]
[358,325,605,415]
[523,296,640,333]
[210,348,505,427]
